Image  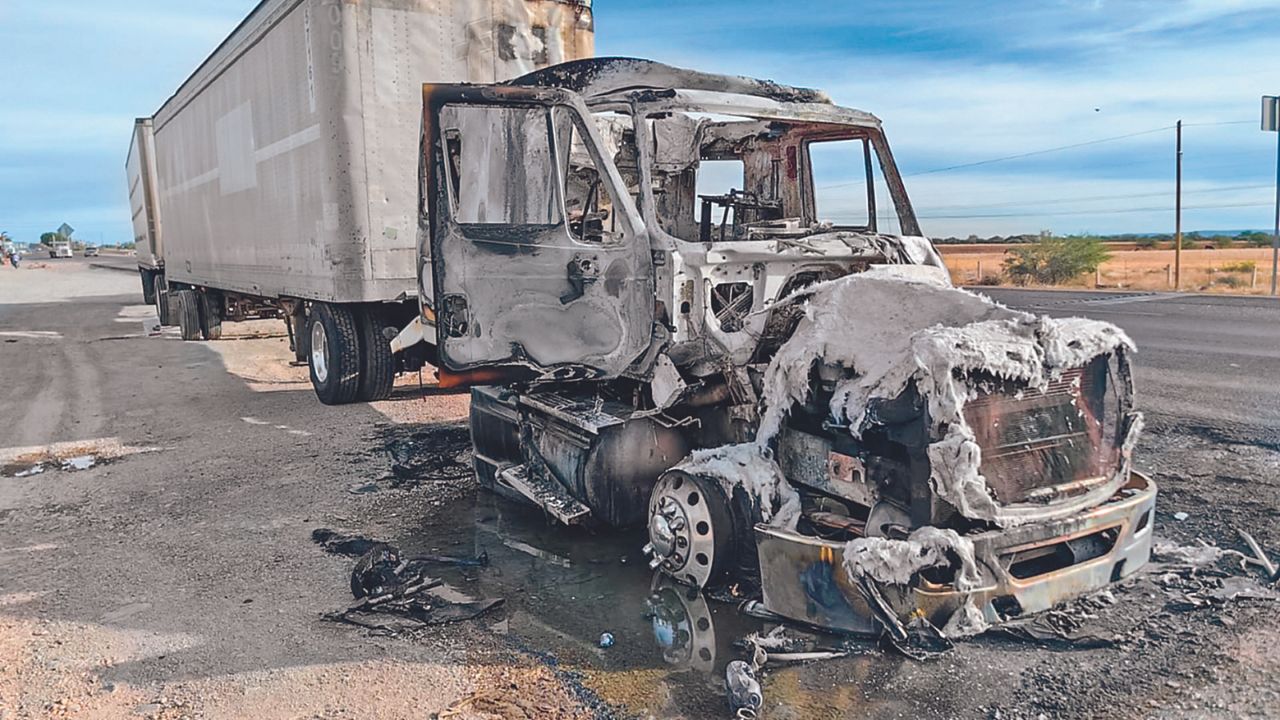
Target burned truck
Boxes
[407,58,1156,637]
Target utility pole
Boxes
[1267,96,1280,297]
[1175,120,1183,290]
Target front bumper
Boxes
[755,472,1157,634]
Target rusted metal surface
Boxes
[756,472,1157,634]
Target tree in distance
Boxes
[1003,234,1113,286]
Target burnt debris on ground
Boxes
[309,410,1280,719]
[382,423,473,487]
[317,534,501,635]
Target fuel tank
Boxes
[470,386,691,527]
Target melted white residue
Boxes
[842,526,981,592]
[674,443,801,530]
[757,269,1138,524]
[842,526,989,638]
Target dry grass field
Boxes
[939,243,1279,294]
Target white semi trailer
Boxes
[126,0,594,404]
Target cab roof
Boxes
[509,58,880,129]
[509,58,831,104]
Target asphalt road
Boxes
[973,288,1280,436]
[0,264,489,718]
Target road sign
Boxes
[57,223,75,238]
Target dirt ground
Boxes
[3,260,1280,719]
[941,245,1278,295]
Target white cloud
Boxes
[0,110,135,153]
[595,4,1278,234]
[1122,0,1280,35]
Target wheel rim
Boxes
[646,473,721,589]
[311,321,329,383]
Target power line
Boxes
[916,200,1272,220]
[901,125,1177,178]
[818,183,1270,217]
[910,183,1272,213]
[819,119,1256,191]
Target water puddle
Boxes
[0,438,156,479]
[1,455,99,478]
[62,455,97,471]
[1,462,47,478]
[357,492,943,719]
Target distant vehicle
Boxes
[49,242,73,259]
[83,245,100,257]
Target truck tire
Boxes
[174,289,201,341]
[199,292,223,341]
[357,306,396,402]
[308,303,361,406]
[155,287,173,327]
[141,270,157,306]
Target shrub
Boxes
[1134,236,1159,249]
[1213,236,1235,249]
[1003,235,1113,286]
[976,274,1003,286]
[1220,261,1257,273]
[1239,232,1273,248]
[1214,274,1245,288]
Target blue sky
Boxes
[1,0,1278,243]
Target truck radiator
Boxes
[963,357,1121,506]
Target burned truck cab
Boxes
[413,58,1155,639]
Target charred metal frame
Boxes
[756,473,1156,634]
[412,58,1156,639]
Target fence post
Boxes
[1166,264,1173,288]
[1253,265,1260,289]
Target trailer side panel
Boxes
[150,0,594,303]
[127,119,163,272]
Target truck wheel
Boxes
[155,287,173,327]
[141,271,157,306]
[199,292,223,341]
[357,307,396,402]
[646,471,746,590]
[174,289,202,341]
[308,303,361,405]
